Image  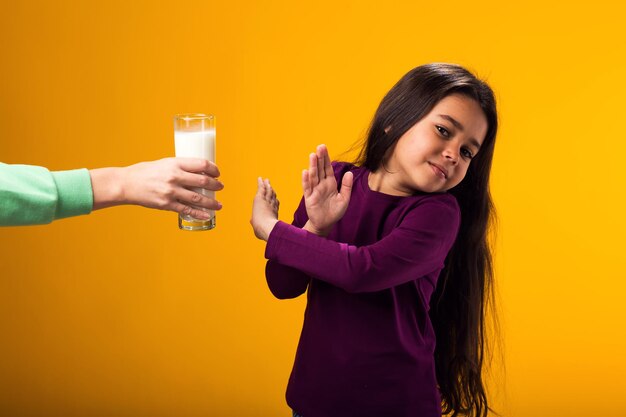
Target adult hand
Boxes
[302,144,352,237]
[90,157,224,220]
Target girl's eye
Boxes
[461,148,474,159]
[435,125,450,138]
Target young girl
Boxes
[251,63,498,417]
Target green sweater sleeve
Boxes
[0,163,93,226]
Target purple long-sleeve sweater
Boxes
[265,162,460,417]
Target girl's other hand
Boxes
[251,177,280,241]
[302,144,353,237]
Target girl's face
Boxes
[374,93,488,195]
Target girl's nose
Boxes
[443,148,459,165]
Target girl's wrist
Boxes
[303,220,331,237]
[263,218,279,241]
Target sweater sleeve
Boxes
[264,162,356,299]
[265,196,311,299]
[265,196,460,293]
[0,163,93,226]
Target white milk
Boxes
[174,130,216,161]
[174,129,216,218]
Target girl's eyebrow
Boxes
[437,114,482,150]
[438,114,465,131]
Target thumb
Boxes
[339,171,353,203]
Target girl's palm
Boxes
[302,145,353,236]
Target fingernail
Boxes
[216,201,222,209]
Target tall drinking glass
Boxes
[174,114,216,231]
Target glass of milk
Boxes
[174,114,216,231]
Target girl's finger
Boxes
[256,177,265,196]
[302,169,311,197]
[320,145,333,179]
[339,171,354,204]
[309,153,319,187]
[264,179,272,200]
[316,146,325,180]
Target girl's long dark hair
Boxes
[355,63,499,416]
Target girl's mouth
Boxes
[429,162,447,179]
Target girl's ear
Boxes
[384,126,391,134]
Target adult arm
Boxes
[0,163,92,226]
[1,158,223,227]
[265,196,460,293]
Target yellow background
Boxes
[1,1,625,416]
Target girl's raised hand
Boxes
[251,177,280,241]
[302,145,353,237]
